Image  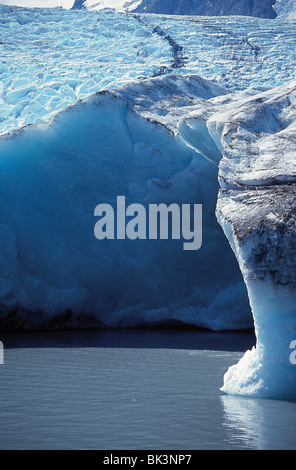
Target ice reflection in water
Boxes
[221,395,296,450]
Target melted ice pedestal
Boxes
[180,78,296,398]
[211,80,296,398]
[217,186,296,399]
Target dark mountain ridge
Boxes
[133,0,277,19]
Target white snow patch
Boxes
[84,0,142,12]
[0,0,73,7]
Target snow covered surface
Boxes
[0,6,173,134]
[0,0,73,7]
[0,3,296,399]
[132,0,277,19]
[1,5,296,136]
[72,0,142,11]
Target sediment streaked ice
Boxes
[179,77,296,398]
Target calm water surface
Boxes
[0,329,295,450]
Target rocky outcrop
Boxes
[133,0,277,19]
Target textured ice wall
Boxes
[217,186,296,398]
[0,74,252,331]
[211,82,296,399]
[178,79,296,398]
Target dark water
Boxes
[0,329,295,450]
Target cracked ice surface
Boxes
[1,5,296,135]
[0,6,172,134]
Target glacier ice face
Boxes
[0,74,253,331]
[1,71,295,399]
[0,4,296,398]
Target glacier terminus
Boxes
[0,0,295,400]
